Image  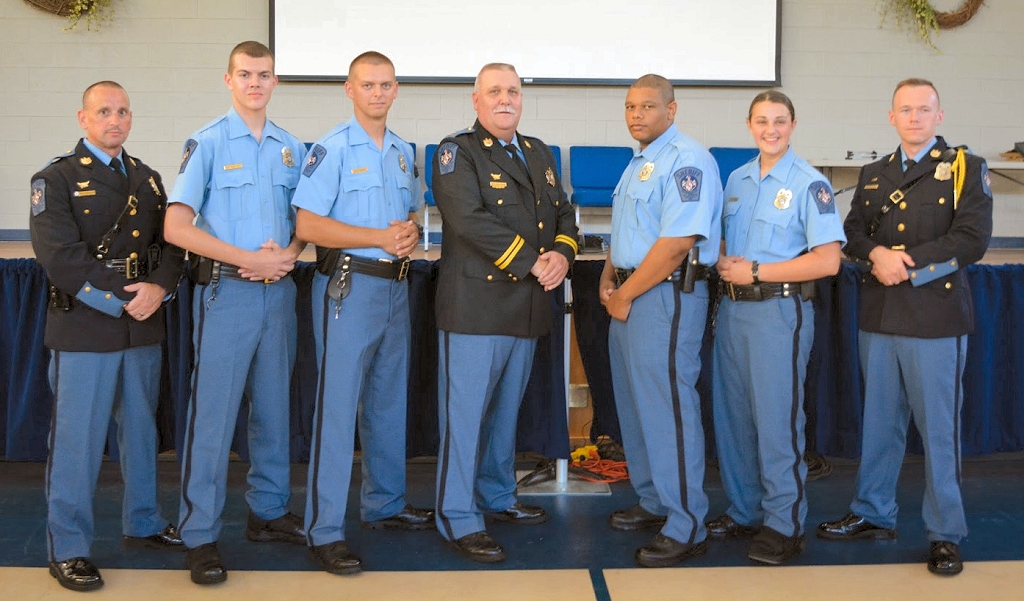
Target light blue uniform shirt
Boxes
[291,117,421,261]
[168,108,304,251]
[723,147,846,263]
[611,125,723,270]
[81,139,125,175]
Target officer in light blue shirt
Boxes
[600,74,723,568]
[290,51,428,576]
[710,91,845,566]
[164,41,308,586]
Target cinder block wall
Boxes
[2,0,1021,236]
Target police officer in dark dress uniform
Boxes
[432,63,579,563]
[817,78,993,577]
[30,81,184,592]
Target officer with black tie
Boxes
[30,80,185,592]
[818,78,993,576]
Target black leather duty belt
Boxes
[614,264,709,287]
[105,257,148,280]
[336,254,411,281]
[723,281,816,302]
[214,262,290,284]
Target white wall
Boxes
[2,0,1022,236]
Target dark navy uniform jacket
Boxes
[431,120,579,339]
[30,140,184,352]
[843,136,992,339]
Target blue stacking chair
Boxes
[568,145,633,233]
[709,147,759,188]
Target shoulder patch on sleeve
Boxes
[980,163,992,197]
[178,139,198,174]
[302,144,327,177]
[809,180,835,214]
[438,142,459,176]
[674,167,703,202]
[31,179,46,216]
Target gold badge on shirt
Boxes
[399,153,407,173]
[483,138,494,148]
[523,140,532,149]
[282,147,295,167]
[76,181,90,189]
[545,167,556,187]
[774,188,793,210]
[934,162,952,181]
[638,162,654,182]
[930,149,941,158]
[80,156,92,166]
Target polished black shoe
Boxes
[635,533,708,568]
[245,510,305,545]
[361,505,436,531]
[310,541,362,575]
[49,557,103,592]
[816,513,897,540]
[706,514,759,539]
[486,502,548,525]
[447,531,507,563]
[186,543,227,585]
[608,504,668,531]
[928,540,963,576]
[123,524,186,551]
[747,526,806,565]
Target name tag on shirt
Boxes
[222,164,243,171]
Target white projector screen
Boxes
[270,0,781,86]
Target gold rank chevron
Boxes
[495,235,525,270]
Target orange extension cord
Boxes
[570,445,630,483]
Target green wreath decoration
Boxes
[876,0,985,48]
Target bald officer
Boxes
[31,80,185,592]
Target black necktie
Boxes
[903,158,916,171]
[110,157,127,180]
[505,144,528,175]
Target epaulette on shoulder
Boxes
[42,149,75,170]
[449,126,474,138]
[195,113,229,136]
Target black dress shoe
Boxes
[706,514,759,539]
[447,531,507,563]
[608,504,668,531]
[928,540,963,576]
[816,513,897,540]
[635,533,708,568]
[123,524,186,551]
[361,505,436,531]
[486,502,548,525]
[186,542,227,585]
[310,541,362,575]
[747,526,806,565]
[49,557,103,592]
[245,510,305,545]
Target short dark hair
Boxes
[82,80,125,106]
[474,63,518,91]
[892,77,940,106]
[349,51,395,79]
[630,74,675,105]
[748,90,795,121]
[228,41,274,74]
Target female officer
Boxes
[707,91,845,565]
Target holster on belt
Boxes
[315,246,340,276]
[680,247,700,293]
[186,252,215,285]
